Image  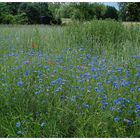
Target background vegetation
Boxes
[0,2,140,24]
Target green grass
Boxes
[0,20,140,137]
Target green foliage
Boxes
[15,13,28,24]
[118,3,127,21]
[104,6,118,20]
[1,14,16,24]
[126,3,140,21]
[0,2,58,24]
[118,2,140,21]
[18,3,41,24]
[53,3,118,21]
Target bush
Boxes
[15,12,28,24]
[2,14,16,24]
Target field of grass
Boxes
[0,20,140,137]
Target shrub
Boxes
[15,12,29,24]
[2,14,16,24]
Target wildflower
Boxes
[130,88,135,93]
[32,42,36,49]
[81,87,84,91]
[69,65,73,70]
[71,96,77,102]
[114,116,120,122]
[44,66,48,69]
[118,68,122,72]
[87,86,91,89]
[25,70,29,76]
[136,72,140,77]
[95,87,99,93]
[104,102,108,106]
[68,48,71,51]
[40,122,46,127]
[91,66,95,72]
[8,53,14,56]
[124,118,132,125]
[55,87,62,92]
[35,91,39,95]
[93,74,97,80]
[17,131,24,135]
[83,103,89,109]
[17,81,23,86]
[114,82,119,90]
[136,104,140,110]
[75,86,79,89]
[16,122,21,128]
[137,86,140,91]
[102,106,105,110]
[23,60,30,65]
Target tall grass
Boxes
[0,20,140,137]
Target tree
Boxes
[118,2,140,21]
[118,2,127,21]
[104,6,118,20]
[18,3,41,24]
[126,3,140,21]
[0,2,57,24]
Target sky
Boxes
[102,2,119,10]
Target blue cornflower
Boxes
[137,86,140,91]
[91,66,95,72]
[68,48,71,51]
[58,78,63,81]
[16,122,21,128]
[104,102,108,106]
[40,122,46,127]
[51,80,57,85]
[17,81,23,86]
[75,86,79,89]
[114,116,120,122]
[81,87,84,91]
[44,66,48,69]
[136,104,140,110]
[86,54,91,58]
[23,60,30,65]
[78,80,83,83]
[69,65,73,69]
[8,53,14,56]
[102,106,105,110]
[71,96,77,102]
[120,80,125,86]
[93,74,98,80]
[118,68,122,72]
[25,70,29,76]
[87,86,91,89]
[83,104,89,109]
[124,119,132,125]
[114,82,119,90]
[95,87,99,92]
[55,87,62,92]
[35,91,39,95]
[130,88,135,93]
[136,72,140,77]
[79,74,83,78]
[17,131,24,135]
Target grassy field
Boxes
[0,20,140,137]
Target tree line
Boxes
[0,2,139,24]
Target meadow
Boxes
[0,20,140,137]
